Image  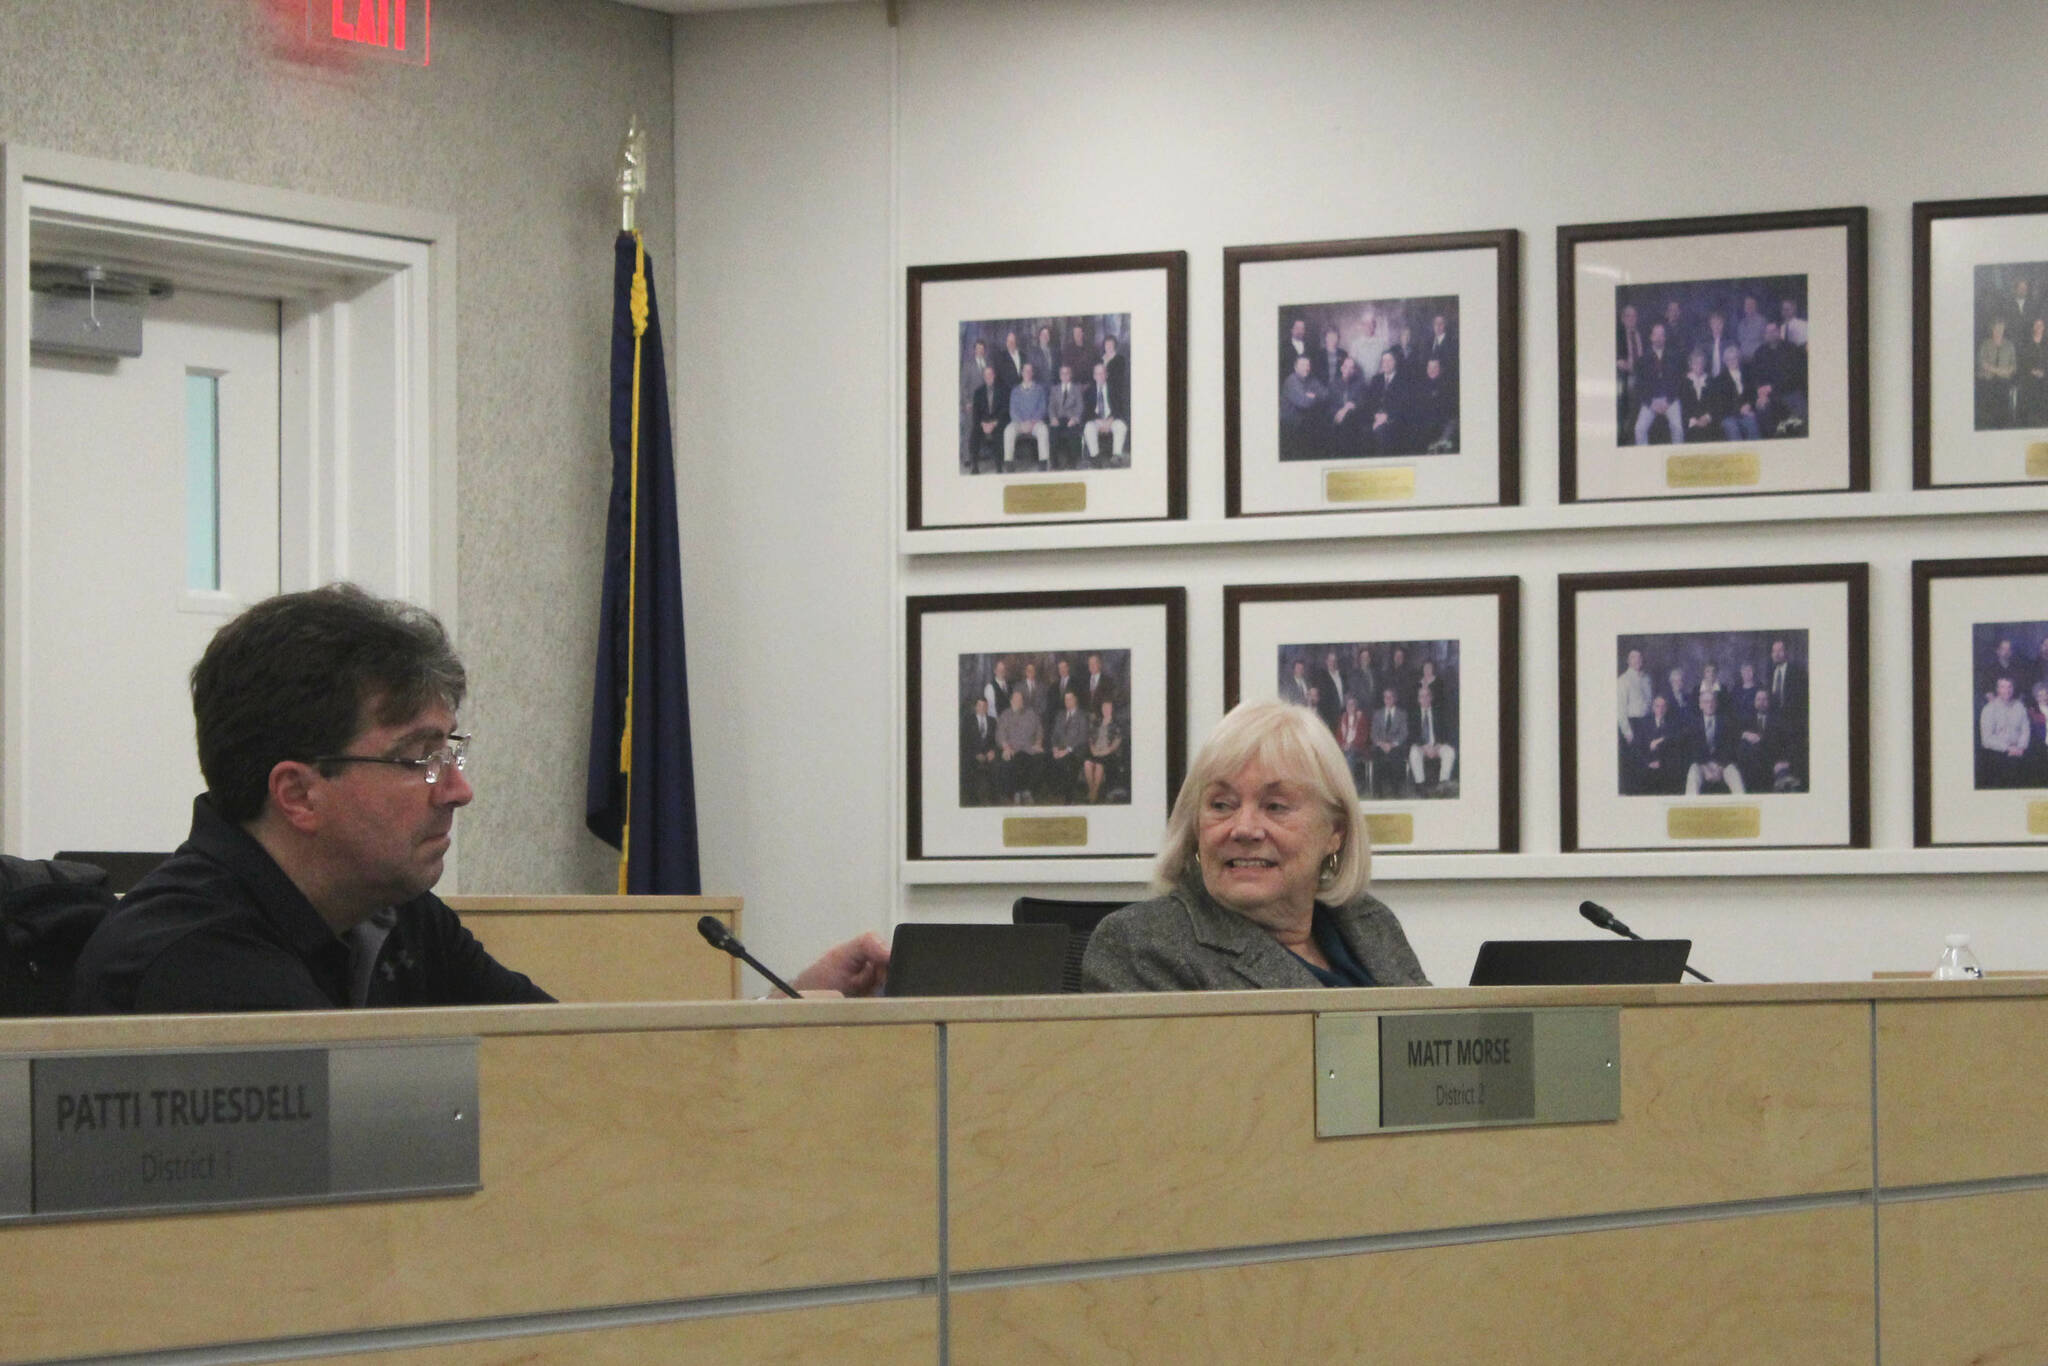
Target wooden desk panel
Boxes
[1876,998,2048,1187]
[448,895,740,1001]
[292,1298,937,1365]
[952,1205,1874,1365]
[1880,1190,2048,1365]
[0,1024,935,1364]
[948,1004,1870,1270]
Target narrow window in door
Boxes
[185,370,221,591]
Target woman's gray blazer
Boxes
[1080,883,1430,992]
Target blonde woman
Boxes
[1083,700,1428,991]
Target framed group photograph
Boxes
[905,251,1187,531]
[1558,208,1869,503]
[1559,564,1868,852]
[1913,195,2048,489]
[1223,230,1519,516]
[1912,556,2048,846]
[907,587,1185,860]
[1223,577,1519,853]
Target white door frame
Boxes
[1,144,458,864]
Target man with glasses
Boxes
[72,584,887,1012]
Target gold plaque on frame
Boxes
[1667,806,1762,840]
[1365,813,1416,846]
[1002,817,1087,848]
[2026,443,2048,478]
[1325,468,1417,503]
[1004,483,1087,515]
[1666,452,1761,488]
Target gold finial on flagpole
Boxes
[616,115,648,234]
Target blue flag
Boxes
[586,231,701,893]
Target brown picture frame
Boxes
[1912,554,2048,846]
[1223,576,1520,854]
[1223,229,1520,517]
[1912,194,2048,490]
[906,587,1186,861]
[1559,563,1869,852]
[905,251,1187,532]
[1557,207,1869,504]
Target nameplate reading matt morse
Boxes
[1314,1008,1621,1137]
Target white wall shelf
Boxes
[899,484,2048,558]
[902,845,2048,886]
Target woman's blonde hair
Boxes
[1150,698,1371,903]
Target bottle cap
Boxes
[1945,933,1971,947]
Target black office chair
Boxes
[2,855,120,1016]
[1010,896,1128,993]
[53,850,173,894]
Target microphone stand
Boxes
[1579,901,1713,982]
[697,915,805,998]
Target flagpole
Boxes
[615,116,647,893]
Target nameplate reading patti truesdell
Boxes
[2029,801,2048,837]
[1004,483,1087,515]
[1666,452,1760,488]
[2026,442,2048,479]
[1325,468,1416,503]
[1364,813,1415,846]
[0,1041,479,1223]
[1314,1009,1620,1137]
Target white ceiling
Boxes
[611,0,865,12]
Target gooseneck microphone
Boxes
[1579,900,1714,983]
[697,915,805,999]
[1578,900,1636,938]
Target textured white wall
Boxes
[675,0,2048,986]
[672,4,898,986]
[0,0,675,895]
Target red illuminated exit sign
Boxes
[310,0,431,66]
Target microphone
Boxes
[697,915,805,999]
[1578,900,1635,938]
[1579,901,1713,982]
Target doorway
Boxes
[27,285,281,852]
[3,145,457,868]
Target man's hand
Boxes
[789,932,891,997]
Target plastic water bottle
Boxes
[1933,933,1984,980]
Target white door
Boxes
[24,286,281,856]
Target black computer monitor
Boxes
[884,923,1071,997]
[1468,938,1694,986]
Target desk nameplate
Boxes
[1315,1008,1620,1137]
[0,1040,478,1223]
[0,1060,26,1215]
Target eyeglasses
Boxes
[312,733,470,786]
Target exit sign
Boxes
[311,0,431,66]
